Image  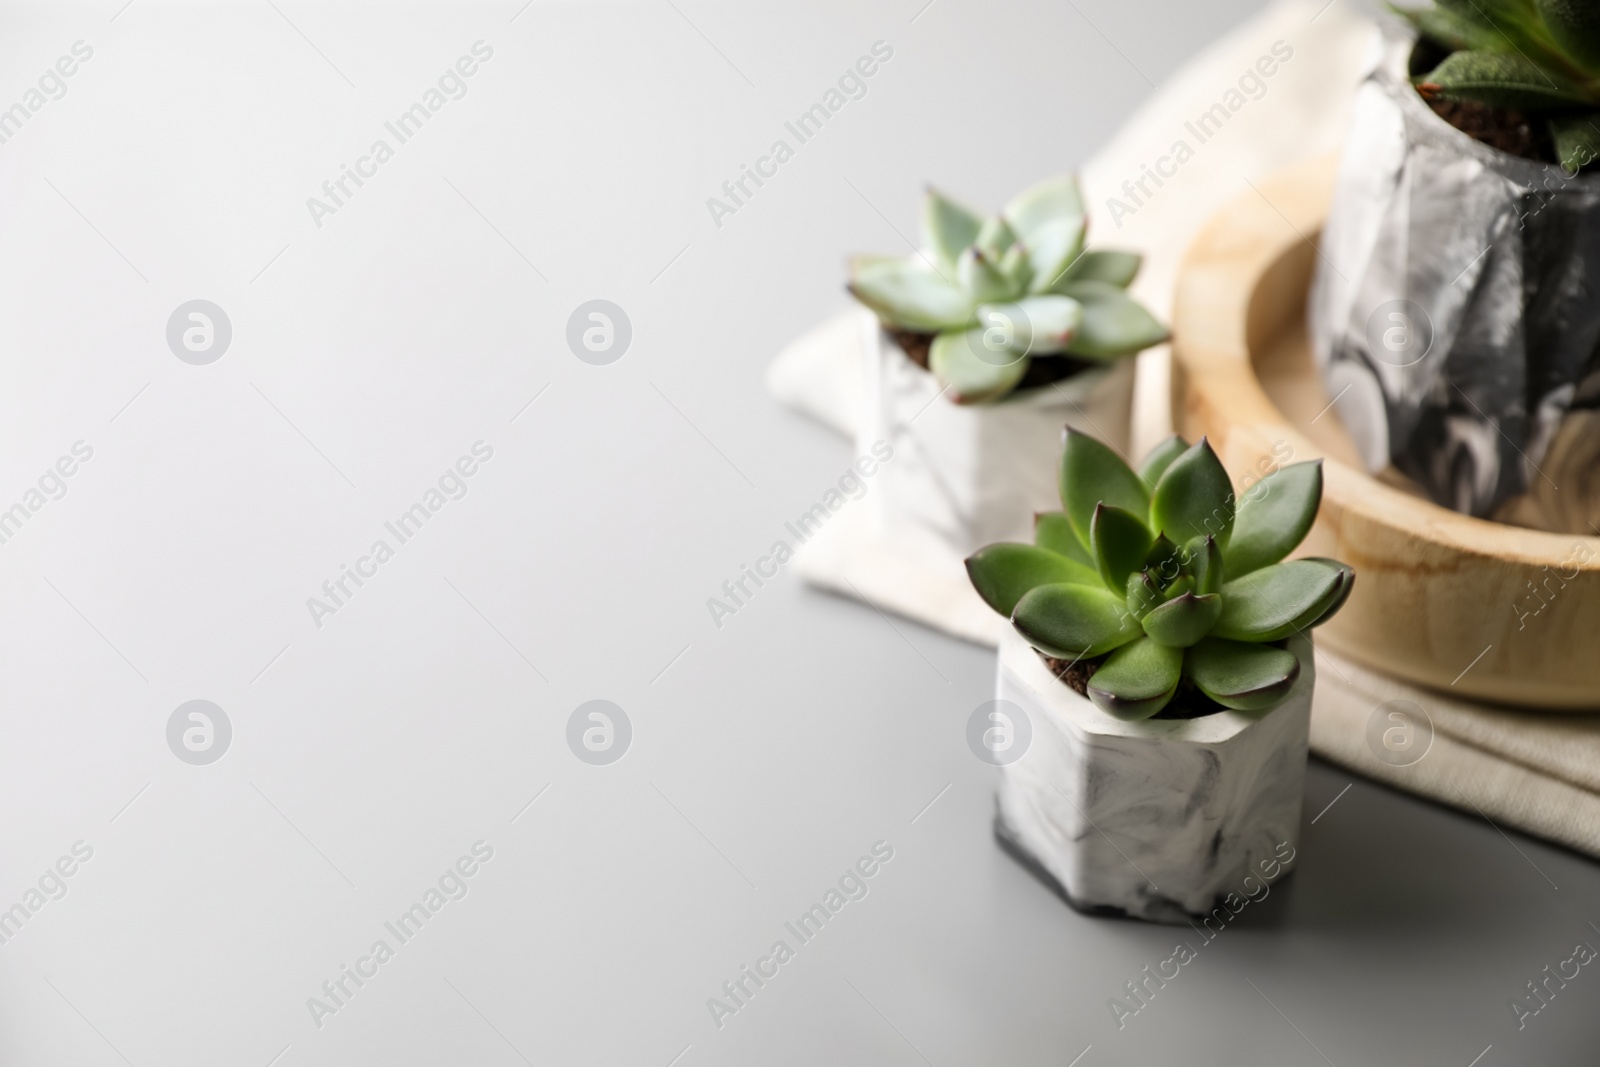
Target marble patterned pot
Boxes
[1310,31,1600,527]
[992,627,1312,924]
[857,313,1135,559]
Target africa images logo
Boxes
[966,699,1031,766]
[567,700,632,765]
[167,700,232,765]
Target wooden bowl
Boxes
[1171,155,1600,710]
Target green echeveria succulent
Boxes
[966,431,1354,720]
[1403,0,1600,171]
[847,174,1168,404]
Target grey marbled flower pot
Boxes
[992,627,1312,924]
[1310,31,1600,525]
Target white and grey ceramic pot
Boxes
[1310,30,1600,528]
[857,314,1135,558]
[991,627,1312,924]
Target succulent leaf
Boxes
[965,543,1100,616]
[922,187,984,271]
[1212,560,1343,642]
[1401,3,1503,52]
[1139,592,1222,648]
[1057,249,1142,289]
[999,242,1035,292]
[1225,460,1323,577]
[1537,0,1600,68]
[976,295,1083,356]
[1034,511,1096,567]
[1185,638,1300,711]
[1087,637,1183,720]
[998,175,1088,294]
[929,329,1028,404]
[1138,434,1190,490]
[1003,173,1087,290]
[1297,558,1356,628]
[1003,173,1084,237]
[1421,50,1587,111]
[1060,429,1150,553]
[1550,112,1600,172]
[1188,535,1225,595]
[1150,438,1235,548]
[958,247,1018,304]
[1144,533,1182,582]
[1023,222,1087,294]
[1091,503,1154,591]
[1408,0,1600,117]
[1160,575,1195,602]
[1125,570,1163,620]
[848,258,973,331]
[975,216,1017,257]
[1012,583,1142,658]
[1059,280,1171,358]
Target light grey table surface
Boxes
[0,1,1597,1065]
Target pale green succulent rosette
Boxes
[847,174,1168,404]
[966,431,1355,720]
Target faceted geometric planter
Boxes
[859,314,1135,558]
[1310,32,1600,528]
[993,627,1312,923]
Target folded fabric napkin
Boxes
[766,0,1600,859]
[1312,650,1600,858]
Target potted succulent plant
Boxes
[1312,0,1600,531]
[967,430,1353,923]
[848,174,1167,556]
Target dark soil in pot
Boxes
[1424,97,1556,163]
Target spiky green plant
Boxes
[847,175,1168,404]
[1401,0,1600,171]
[966,431,1354,720]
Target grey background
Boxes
[0,1,1595,1064]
